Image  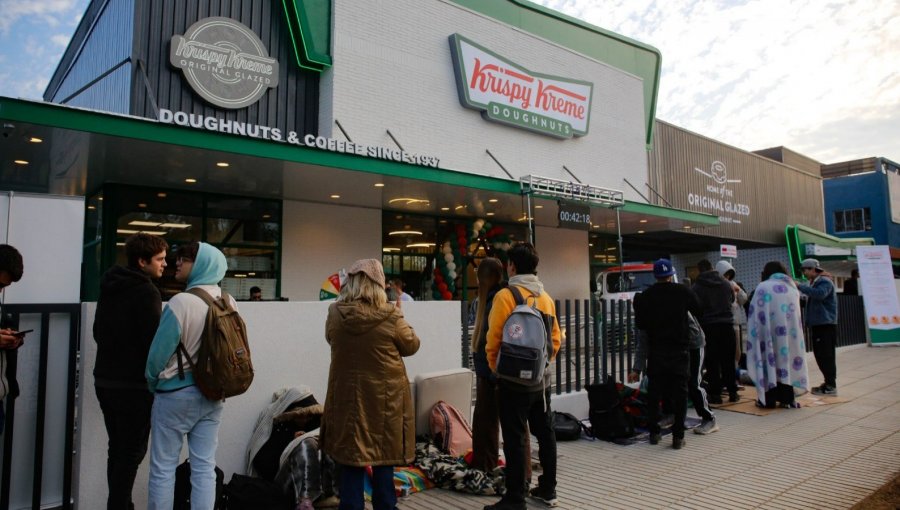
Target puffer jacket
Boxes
[798,274,837,326]
[692,270,735,325]
[320,300,420,467]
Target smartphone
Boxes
[13,329,33,337]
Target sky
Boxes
[0,0,896,165]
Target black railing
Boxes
[1,304,80,510]
[462,295,869,396]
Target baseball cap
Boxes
[801,258,822,271]
[653,258,676,278]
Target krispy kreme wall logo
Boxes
[171,17,279,109]
[449,34,593,139]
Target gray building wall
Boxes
[648,120,825,245]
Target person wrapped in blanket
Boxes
[745,261,809,408]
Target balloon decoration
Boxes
[430,219,513,301]
[319,273,342,300]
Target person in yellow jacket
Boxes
[484,242,562,510]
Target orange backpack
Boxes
[429,400,473,457]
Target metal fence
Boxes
[462,295,869,395]
[1,304,80,510]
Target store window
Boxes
[82,185,281,301]
[381,212,525,301]
[833,207,871,233]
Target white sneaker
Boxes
[693,418,719,435]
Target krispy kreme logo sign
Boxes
[449,34,593,139]
[171,17,278,109]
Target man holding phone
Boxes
[0,244,25,436]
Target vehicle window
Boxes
[606,272,656,293]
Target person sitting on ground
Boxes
[745,261,809,408]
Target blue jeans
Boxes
[148,385,223,510]
[338,465,396,510]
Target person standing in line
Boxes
[391,278,414,302]
[716,260,748,385]
[484,243,561,510]
[692,259,738,404]
[842,269,859,295]
[797,258,839,396]
[145,242,233,509]
[320,259,420,510]
[629,259,702,449]
[249,286,262,301]
[0,244,24,436]
[94,233,168,510]
[745,261,809,408]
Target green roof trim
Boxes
[0,98,516,193]
[281,0,332,71]
[620,201,719,225]
[447,0,662,149]
[785,224,875,277]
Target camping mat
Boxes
[716,386,848,416]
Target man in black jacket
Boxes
[630,258,702,449]
[692,259,738,404]
[94,233,168,510]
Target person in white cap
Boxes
[716,260,748,384]
[797,258,838,396]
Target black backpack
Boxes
[173,459,225,509]
[552,411,588,441]
[585,377,635,440]
[224,473,292,510]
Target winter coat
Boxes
[320,300,420,467]
[472,282,505,380]
[692,270,735,325]
[93,265,162,389]
[798,274,837,326]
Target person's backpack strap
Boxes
[507,285,526,306]
[175,287,225,380]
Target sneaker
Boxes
[811,384,838,396]
[649,433,661,445]
[672,437,685,450]
[529,486,559,507]
[693,418,719,435]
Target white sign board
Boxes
[720,244,737,258]
[856,245,900,346]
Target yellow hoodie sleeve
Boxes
[486,288,515,371]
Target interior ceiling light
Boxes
[534,205,543,209]
[137,203,147,208]
[374,183,385,187]
[440,207,450,211]
[262,214,271,219]
[216,162,229,167]
[455,205,467,210]
[116,229,139,235]
[141,231,167,236]
[486,212,494,216]
[388,198,429,205]
[13,160,28,165]
[637,230,645,234]
[382,247,400,252]
[389,230,422,236]
[406,242,436,248]
[185,178,197,183]
[159,223,191,229]
[488,198,498,203]
[129,220,161,227]
[115,242,125,246]
[639,219,648,223]
[98,197,104,201]
[157,192,167,198]
[28,137,42,143]
[683,225,692,229]
[330,194,341,199]
[87,205,97,210]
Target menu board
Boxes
[857,245,900,346]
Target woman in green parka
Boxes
[320,259,420,510]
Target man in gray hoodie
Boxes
[692,259,737,404]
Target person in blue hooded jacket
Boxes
[145,241,235,509]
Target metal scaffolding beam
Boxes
[519,175,624,207]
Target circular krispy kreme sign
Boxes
[170,17,279,109]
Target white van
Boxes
[594,263,659,304]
